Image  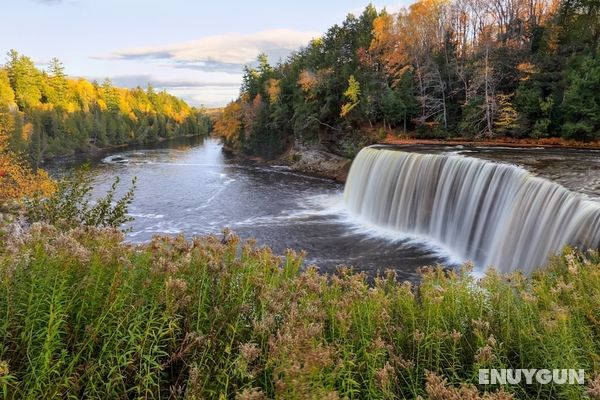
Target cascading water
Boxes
[344,146,600,274]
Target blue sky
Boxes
[1,0,408,107]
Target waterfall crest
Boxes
[344,147,600,273]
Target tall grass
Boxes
[0,222,599,399]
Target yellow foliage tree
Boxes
[266,78,281,104]
[340,75,361,118]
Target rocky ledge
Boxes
[283,146,352,183]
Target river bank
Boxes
[380,134,600,149]
[222,132,600,184]
[41,133,210,167]
[297,133,600,182]
[222,142,352,183]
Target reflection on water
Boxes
[54,136,600,280]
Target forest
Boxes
[0,50,212,168]
[214,0,600,158]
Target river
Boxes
[54,136,600,280]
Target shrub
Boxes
[25,166,136,231]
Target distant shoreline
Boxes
[41,133,208,168]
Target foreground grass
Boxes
[0,223,599,399]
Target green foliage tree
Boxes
[46,57,68,106]
[561,56,600,141]
[381,72,417,133]
[6,50,42,110]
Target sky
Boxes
[1,0,409,107]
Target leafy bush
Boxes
[25,166,136,231]
[0,225,599,399]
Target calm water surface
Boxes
[54,137,600,280]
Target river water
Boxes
[56,136,600,280]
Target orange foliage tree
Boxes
[213,101,242,146]
[0,118,55,204]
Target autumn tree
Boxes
[217,0,600,156]
[0,110,55,204]
[214,101,242,147]
[1,51,212,165]
[340,75,361,118]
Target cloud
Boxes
[81,74,242,107]
[168,86,240,108]
[171,61,250,74]
[106,75,241,90]
[101,29,320,73]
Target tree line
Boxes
[214,0,600,158]
[0,50,212,168]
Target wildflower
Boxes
[488,390,515,400]
[235,387,265,400]
[173,233,190,253]
[425,372,488,399]
[371,337,386,352]
[475,344,493,364]
[551,304,569,324]
[29,221,57,238]
[153,256,179,275]
[587,373,600,399]
[239,342,261,364]
[252,314,275,334]
[396,356,415,370]
[378,307,391,323]
[0,360,9,377]
[521,291,537,304]
[207,258,222,274]
[424,372,452,399]
[97,226,125,243]
[321,392,340,400]
[566,251,579,274]
[166,277,187,294]
[385,268,397,282]
[375,362,396,389]
[449,330,462,344]
[399,281,414,299]
[298,268,323,294]
[472,319,490,332]
[221,228,236,245]
[413,329,425,343]
[550,279,575,295]
[55,232,91,263]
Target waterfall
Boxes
[344,146,600,273]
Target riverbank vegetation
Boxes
[214,0,600,158]
[0,220,599,399]
[0,50,212,167]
